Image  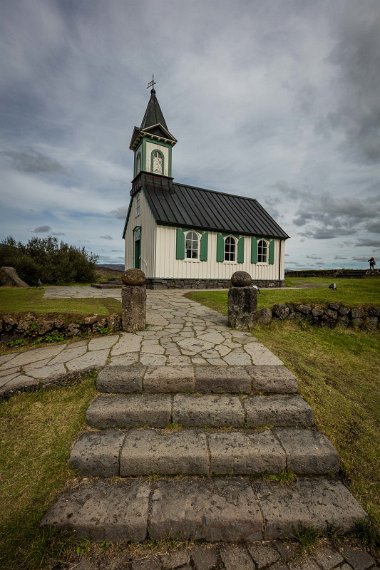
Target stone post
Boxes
[121,269,146,333]
[228,271,258,330]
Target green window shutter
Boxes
[269,239,275,265]
[200,232,208,261]
[237,236,244,263]
[216,233,224,262]
[251,237,258,264]
[176,228,185,260]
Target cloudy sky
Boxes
[1,0,379,269]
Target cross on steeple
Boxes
[147,74,156,90]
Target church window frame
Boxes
[224,235,237,262]
[185,230,200,261]
[151,149,164,175]
[257,238,269,263]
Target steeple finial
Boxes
[147,74,156,93]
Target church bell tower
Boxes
[129,78,177,179]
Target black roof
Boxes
[123,173,289,239]
[141,88,168,130]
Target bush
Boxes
[0,236,98,285]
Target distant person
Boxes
[368,257,376,272]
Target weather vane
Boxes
[147,74,156,89]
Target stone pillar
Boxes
[228,271,258,330]
[121,269,146,333]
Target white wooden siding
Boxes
[155,226,285,281]
[124,191,157,277]
[145,141,169,176]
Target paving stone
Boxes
[141,344,166,355]
[0,365,21,379]
[120,429,209,476]
[256,479,367,539]
[70,430,126,476]
[23,363,67,380]
[208,430,285,475]
[111,333,141,356]
[197,331,226,344]
[0,345,66,369]
[206,358,228,366]
[22,358,52,371]
[342,547,376,570]
[160,549,191,568]
[66,339,88,348]
[0,353,17,366]
[167,355,192,365]
[173,394,244,427]
[88,335,119,351]
[244,343,283,366]
[149,478,263,542]
[97,364,145,393]
[215,344,231,357]
[194,366,251,394]
[143,366,195,393]
[190,545,219,569]
[177,338,215,354]
[271,541,299,562]
[247,542,281,568]
[220,545,255,569]
[274,429,340,474]
[313,546,344,570]
[41,479,150,542]
[223,349,252,366]
[140,354,167,366]
[66,349,109,372]
[86,394,172,428]
[110,354,140,366]
[0,371,20,386]
[248,366,298,394]
[49,346,88,365]
[244,395,313,427]
[0,374,38,395]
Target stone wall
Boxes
[257,303,379,330]
[146,278,283,289]
[0,313,122,342]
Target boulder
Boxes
[0,266,29,287]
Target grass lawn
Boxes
[0,375,97,570]
[186,276,380,313]
[0,287,121,315]
[187,282,380,539]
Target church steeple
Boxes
[130,82,177,179]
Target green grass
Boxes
[0,375,97,570]
[0,287,121,315]
[187,284,380,539]
[186,277,380,312]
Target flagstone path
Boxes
[1,287,374,568]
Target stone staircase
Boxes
[42,364,366,543]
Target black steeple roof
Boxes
[129,88,177,150]
[140,88,168,130]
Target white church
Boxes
[123,85,289,289]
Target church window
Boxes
[136,152,141,175]
[224,236,236,262]
[151,149,164,174]
[257,239,268,263]
[185,231,199,259]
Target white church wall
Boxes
[124,190,157,277]
[145,141,169,177]
[155,226,284,281]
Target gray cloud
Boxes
[100,235,113,240]
[306,255,322,260]
[32,225,51,233]
[2,149,65,173]
[355,239,380,248]
[110,205,129,220]
[52,231,65,236]
[334,255,348,260]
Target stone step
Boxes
[86,393,313,429]
[69,427,340,477]
[97,364,299,395]
[41,477,367,543]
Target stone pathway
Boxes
[0,289,282,398]
[1,287,376,568]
